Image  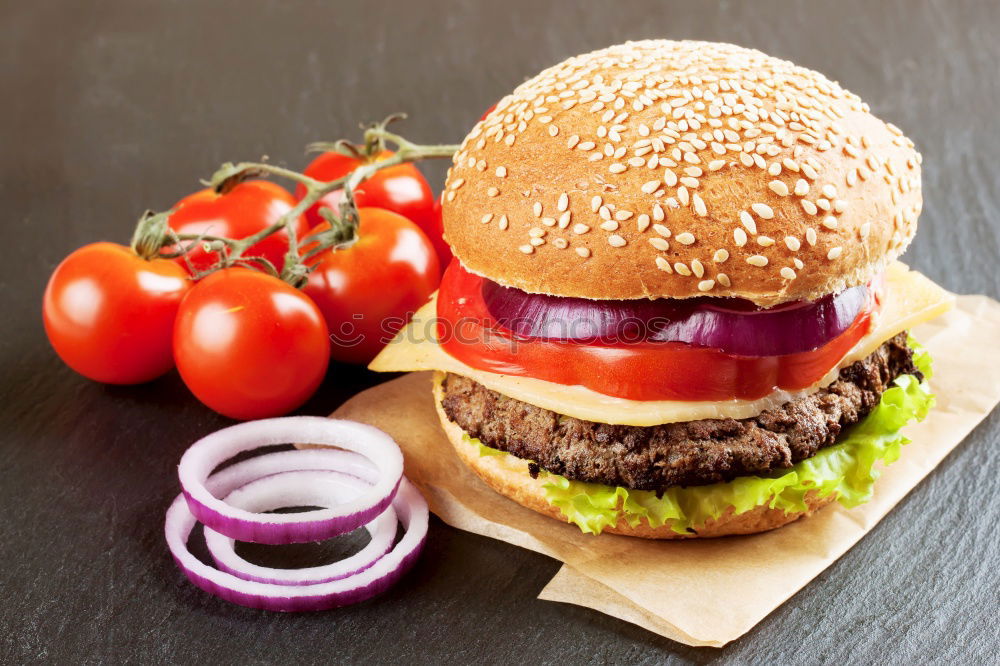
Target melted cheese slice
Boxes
[370,262,954,425]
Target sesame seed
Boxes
[637,214,651,232]
[663,170,678,187]
[576,247,591,258]
[746,255,769,267]
[529,226,545,238]
[680,176,700,188]
[498,215,509,230]
[578,141,596,151]
[806,227,818,245]
[541,217,556,227]
[573,223,590,234]
[692,194,707,217]
[751,203,774,219]
[533,202,542,217]
[708,159,726,171]
[558,211,572,228]
[548,125,559,137]
[768,180,789,196]
[833,199,848,213]
[822,216,839,230]
[677,186,689,206]
[816,198,831,211]
[615,209,634,221]
[487,187,499,197]
[794,179,809,196]
[675,232,696,245]
[599,221,619,232]
[552,238,568,249]
[739,211,757,234]
[780,267,797,280]
[450,178,465,190]
[649,237,669,251]
[480,213,494,224]
[827,246,843,260]
[801,199,818,215]
[653,224,671,237]
[757,236,775,247]
[608,163,627,174]
[557,193,569,212]
[598,205,612,221]
[713,248,730,262]
[567,135,580,149]
[821,184,837,198]
[518,244,534,255]
[653,203,665,221]
[734,228,748,246]
[784,236,801,251]
[608,234,627,247]
[674,262,692,276]
[655,256,673,272]
[717,273,731,287]
[495,167,507,178]
[691,259,705,278]
[445,191,456,202]
[793,258,804,270]
[529,237,545,247]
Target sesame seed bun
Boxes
[433,373,836,538]
[442,40,921,306]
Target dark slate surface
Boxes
[2,1,998,663]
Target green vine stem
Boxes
[180,122,461,287]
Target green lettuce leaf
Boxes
[467,342,935,535]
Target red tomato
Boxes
[302,208,440,365]
[428,195,453,268]
[296,150,448,269]
[435,261,873,402]
[167,180,308,275]
[173,269,330,419]
[43,242,191,384]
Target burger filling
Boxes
[438,334,933,535]
[439,333,918,491]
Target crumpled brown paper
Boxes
[331,294,1000,647]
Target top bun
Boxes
[441,40,921,306]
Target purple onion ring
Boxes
[177,417,403,544]
[165,478,428,612]
[203,455,397,586]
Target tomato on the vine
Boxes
[302,207,440,365]
[43,242,191,384]
[296,150,448,270]
[167,180,308,275]
[173,269,330,419]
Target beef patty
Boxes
[439,333,918,490]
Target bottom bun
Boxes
[433,372,837,539]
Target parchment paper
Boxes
[331,295,1000,647]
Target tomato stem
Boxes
[132,117,460,288]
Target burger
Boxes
[371,40,953,538]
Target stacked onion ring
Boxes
[164,417,428,612]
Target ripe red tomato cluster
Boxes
[43,152,444,420]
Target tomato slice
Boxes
[436,261,874,402]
